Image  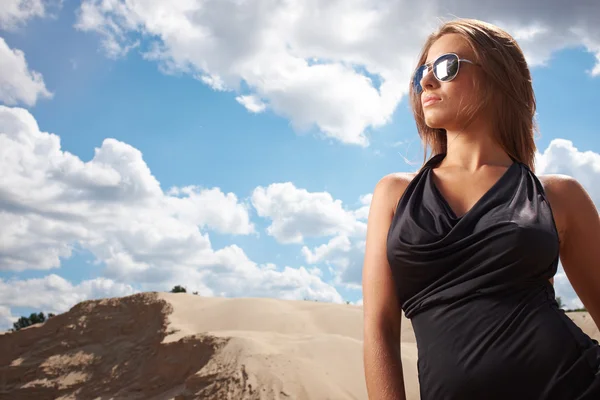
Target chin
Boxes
[423,114,449,129]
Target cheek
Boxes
[446,77,481,112]
[422,80,481,128]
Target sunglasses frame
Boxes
[413,52,476,94]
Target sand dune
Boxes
[0,292,597,399]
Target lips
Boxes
[422,95,441,107]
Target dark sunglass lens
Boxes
[413,65,427,93]
[434,54,459,82]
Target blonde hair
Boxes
[410,18,537,171]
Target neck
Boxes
[441,118,513,172]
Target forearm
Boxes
[364,335,406,400]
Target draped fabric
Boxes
[386,154,600,400]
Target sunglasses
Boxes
[412,53,476,95]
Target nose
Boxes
[419,66,439,92]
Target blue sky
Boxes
[1,0,600,329]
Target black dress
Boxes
[386,154,600,400]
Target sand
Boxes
[0,292,597,399]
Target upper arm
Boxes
[362,173,412,340]
[544,175,600,325]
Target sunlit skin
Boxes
[362,32,600,400]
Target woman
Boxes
[362,18,600,400]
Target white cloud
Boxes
[0,275,136,311]
[0,106,344,326]
[73,0,414,146]
[536,139,600,208]
[250,183,369,286]
[0,305,16,329]
[195,246,343,302]
[301,234,364,288]
[0,0,47,30]
[166,186,255,235]
[352,193,372,220]
[199,74,227,91]
[0,37,53,107]
[235,95,266,113]
[75,0,600,146]
[302,235,352,265]
[251,182,366,244]
[0,105,256,273]
[74,0,141,58]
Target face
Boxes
[417,34,483,131]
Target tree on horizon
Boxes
[170,285,187,293]
[12,312,55,331]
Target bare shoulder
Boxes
[538,173,577,199]
[538,173,588,206]
[538,174,596,238]
[372,172,418,215]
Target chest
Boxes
[430,165,514,219]
[387,193,560,306]
[388,165,561,283]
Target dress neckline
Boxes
[424,153,519,220]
